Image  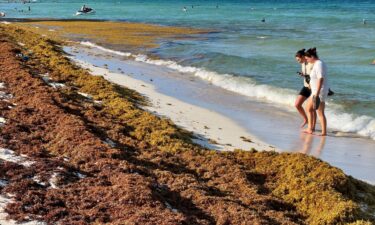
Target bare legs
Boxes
[304,98,314,134]
[295,95,308,127]
[296,95,316,129]
[312,109,316,132]
[316,102,327,136]
[304,97,326,136]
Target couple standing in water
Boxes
[295,48,330,136]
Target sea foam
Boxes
[80,41,131,57]
[80,42,375,140]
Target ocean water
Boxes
[1,0,375,140]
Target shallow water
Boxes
[66,45,375,184]
[3,0,373,139]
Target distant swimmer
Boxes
[28,6,31,11]
[363,19,367,24]
[0,12,5,17]
[261,17,266,22]
[182,6,187,12]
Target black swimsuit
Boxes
[299,86,311,98]
[299,63,311,98]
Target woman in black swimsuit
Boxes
[295,49,316,129]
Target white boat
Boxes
[75,7,95,16]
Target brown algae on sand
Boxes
[15,20,209,51]
[231,150,375,224]
[1,23,375,224]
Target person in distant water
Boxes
[28,6,30,11]
[216,4,219,8]
[81,4,86,11]
[261,17,266,22]
[182,6,187,12]
[295,49,316,129]
[304,48,330,136]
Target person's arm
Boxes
[315,61,324,96]
[301,63,306,76]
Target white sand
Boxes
[71,58,273,151]
[0,195,46,225]
[74,172,86,179]
[77,91,93,99]
[32,176,46,186]
[0,180,7,187]
[48,173,59,189]
[0,92,13,100]
[41,76,66,89]
[0,82,13,100]
[104,138,116,148]
[0,82,15,111]
[0,148,34,167]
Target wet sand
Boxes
[68,50,273,152]
[67,44,375,184]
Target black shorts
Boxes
[299,86,311,98]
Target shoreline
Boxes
[4,19,374,142]
[4,19,374,182]
[1,21,375,224]
[67,42,375,184]
[69,50,274,152]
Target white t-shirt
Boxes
[310,59,329,99]
[301,62,313,87]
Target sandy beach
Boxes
[70,53,273,152]
[67,43,375,184]
[0,21,375,224]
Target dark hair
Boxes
[305,47,318,58]
[295,48,305,58]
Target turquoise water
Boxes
[1,0,375,139]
